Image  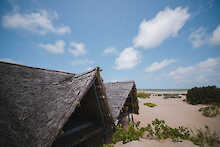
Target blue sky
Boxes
[0,0,220,89]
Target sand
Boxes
[115,94,220,147]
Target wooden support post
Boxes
[57,122,93,139]
[92,83,105,130]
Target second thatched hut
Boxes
[104,81,139,128]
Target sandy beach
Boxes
[115,93,220,147]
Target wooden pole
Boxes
[56,122,93,139]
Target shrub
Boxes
[137,92,150,99]
[144,119,220,146]
[163,94,181,99]
[187,86,220,105]
[112,123,143,144]
[198,105,220,117]
[111,119,220,147]
[144,102,157,107]
[143,119,191,142]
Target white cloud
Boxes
[189,27,207,48]
[188,25,220,47]
[39,40,65,54]
[133,7,190,49]
[198,57,219,69]
[0,58,17,63]
[169,56,220,83]
[72,59,94,67]
[145,59,176,72]
[115,47,141,70]
[169,66,195,80]
[103,47,118,55]
[68,42,86,56]
[210,25,220,45]
[2,10,71,35]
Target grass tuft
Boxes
[137,92,150,99]
[198,105,220,117]
[144,102,157,107]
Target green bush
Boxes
[112,123,143,144]
[187,86,220,105]
[163,94,181,99]
[144,102,157,107]
[137,92,150,99]
[143,119,220,146]
[198,105,220,117]
[142,119,190,142]
[111,119,220,147]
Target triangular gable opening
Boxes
[52,79,106,147]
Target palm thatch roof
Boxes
[104,81,138,120]
[0,62,112,147]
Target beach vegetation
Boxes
[143,119,191,142]
[112,122,143,144]
[111,119,220,147]
[137,92,150,99]
[144,102,157,107]
[163,94,181,99]
[187,85,220,105]
[198,105,220,117]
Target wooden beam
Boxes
[92,83,105,127]
[56,122,93,139]
[72,127,103,146]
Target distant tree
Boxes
[186,85,220,104]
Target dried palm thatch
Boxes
[0,62,112,147]
[104,81,139,120]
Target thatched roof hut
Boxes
[104,81,139,122]
[0,62,113,147]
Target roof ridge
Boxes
[105,80,134,84]
[73,67,100,78]
[0,61,75,75]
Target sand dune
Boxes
[115,95,220,147]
